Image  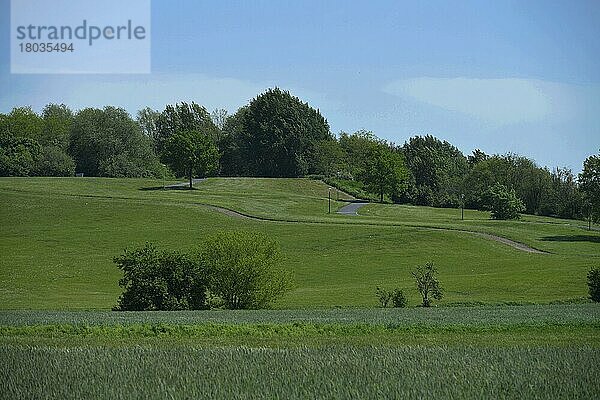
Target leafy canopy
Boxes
[196,230,292,309]
[162,129,219,187]
[222,88,331,177]
[114,243,208,311]
[484,182,526,220]
[579,153,600,222]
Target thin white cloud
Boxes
[382,77,578,125]
[36,74,266,114]
[0,73,339,118]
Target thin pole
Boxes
[328,189,331,214]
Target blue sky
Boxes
[1,0,599,171]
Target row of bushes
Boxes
[377,263,600,307]
[114,232,600,311]
[114,231,292,311]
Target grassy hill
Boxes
[1,177,598,309]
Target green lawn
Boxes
[1,177,598,309]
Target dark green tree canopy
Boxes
[463,154,551,214]
[114,243,208,311]
[0,106,74,177]
[0,107,43,141]
[225,88,331,177]
[0,134,41,176]
[338,130,382,179]
[41,103,73,149]
[69,106,161,177]
[402,135,468,207]
[136,107,161,150]
[579,152,600,222]
[219,105,249,176]
[358,144,408,203]
[155,102,218,155]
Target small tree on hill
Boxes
[412,262,443,307]
[484,182,525,220]
[376,286,392,307]
[162,130,219,189]
[376,286,408,308]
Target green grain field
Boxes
[1,305,598,398]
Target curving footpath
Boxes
[203,201,546,254]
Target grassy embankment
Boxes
[1,177,599,309]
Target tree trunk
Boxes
[189,165,193,190]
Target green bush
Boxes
[197,231,292,309]
[375,287,392,308]
[588,267,600,302]
[391,289,408,308]
[36,146,75,176]
[484,183,525,220]
[376,287,407,308]
[114,243,207,311]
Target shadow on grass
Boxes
[540,235,600,243]
[139,186,197,191]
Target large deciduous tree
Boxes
[222,88,331,177]
[579,153,600,228]
[402,135,468,207]
[162,130,219,189]
[359,145,408,203]
[484,182,525,220]
[155,102,218,155]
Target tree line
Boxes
[1,87,598,222]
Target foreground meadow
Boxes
[1,305,599,398]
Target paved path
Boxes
[161,179,545,254]
[202,201,545,254]
[336,202,369,216]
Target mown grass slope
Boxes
[1,177,598,309]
